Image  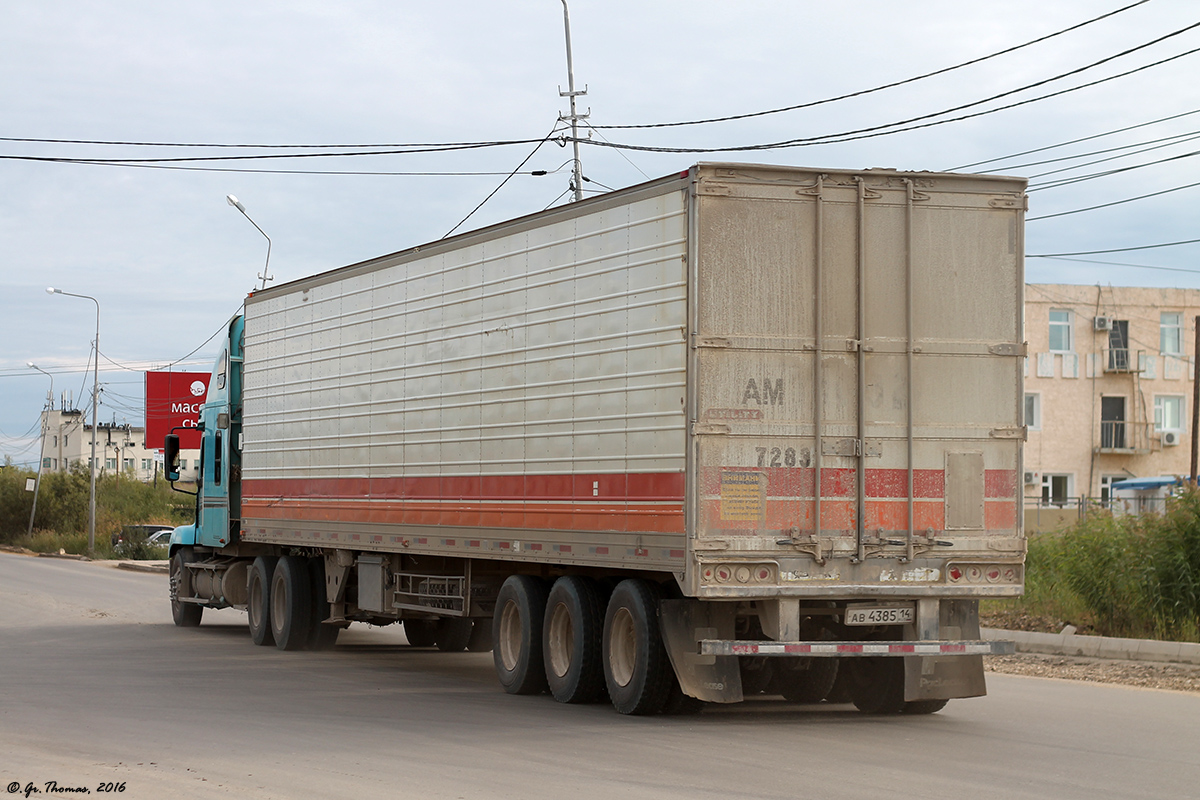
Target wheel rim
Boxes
[498,599,522,672]
[249,573,263,629]
[608,607,637,687]
[270,573,285,632]
[547,602,574,678]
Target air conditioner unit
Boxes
[1094,316,1114,331]
[1023,471,1040,485]
[1162,431,1181,446]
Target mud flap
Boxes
[660,599,743,703]
[904,599,987,701]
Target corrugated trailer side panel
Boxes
[240,177,692,572]
[687,165,1025,598]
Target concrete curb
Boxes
[36,551,90,561]
[116,561,169,575]
[982,627,1200,666]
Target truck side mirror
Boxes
[164,434,181,482]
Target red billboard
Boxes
[145,371,210,450]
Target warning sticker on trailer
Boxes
[720,470,765,521]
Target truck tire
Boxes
[269,555,312,651]
[466,619,493,652]
[543,576,606,704]
[305,557,339,651]
[492,575,549,695]
[903,698,950,715]
[435,618,474,652]
[848,657,906,714]
[404,619,438,647]
[169,547,203,627]
[774,658,839,704]
[739,657,774,696]
[248,556,278,647]
[602,579,671,716]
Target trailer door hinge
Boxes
[988,342,1027,357]
[990,426,1028,440]
[692,422,730,436]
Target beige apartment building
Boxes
[1025,284,1198,525]
[35,407,200,483]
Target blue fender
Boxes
[168,524,198,557]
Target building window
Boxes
[1155,395,1184,432]
[1041,473,1073,506]
[1049,309,1073,353]
[179,459,188,471]
[1024,393,1041,430]
[1161,312,1183,355]
[105,458,117,470]
[123,458,135,470]
[141,459,151,471]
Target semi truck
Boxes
[165,162,1025,715]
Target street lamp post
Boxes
[46,287,100,555]
[226,195,274,290]
[26,362,53,537]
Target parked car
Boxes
[112,524,174,554]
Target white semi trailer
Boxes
[166,163,1025,715]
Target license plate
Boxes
[844,605,915,626]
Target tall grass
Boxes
[0,462,191,556]
[1005,491,1200,642]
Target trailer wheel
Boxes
[848,657,906,714]
[467,620,493,652]
[602,579,671,716]
[248,556,278,646]
[903,698,950,715]
[492,575,549,695]
[269,555,312,651]
[404,619,438,647]
[305,557,339,651]
[435,618,474,652]
[824,661,854,703]
[169,547,203,627]
[739,657,774,695]
[543,576,606,704]
[774,657,839,704]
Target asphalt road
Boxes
[1,552,1197,800]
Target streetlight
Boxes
[26,362,53,538]
[226,194,274,290]
[46,287,100,556]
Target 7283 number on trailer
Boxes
[844,605,915,626]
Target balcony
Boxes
[1095,420,1158,454]
[1102,347,1143,374]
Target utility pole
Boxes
[559,0,588,202]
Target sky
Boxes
[2,0,1198,466]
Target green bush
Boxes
[1008,491,1200,642]
[0,463,189,557]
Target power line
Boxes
[1028,238,1200,257]
[1025,132,1200,179]
[1027,180,1200,220]
[1029,147,1200,191]
[950,107,1200,170]
[442,123,566,239]
[0,139,549,166]
[1031,256,1200,276]
[575,42,1200,154]
[980,127,1200,174]
[592,0,1153,130]
[0,159,574,177]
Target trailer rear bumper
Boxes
[700,639,1014,657]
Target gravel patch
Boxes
[986,652,1200,694]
